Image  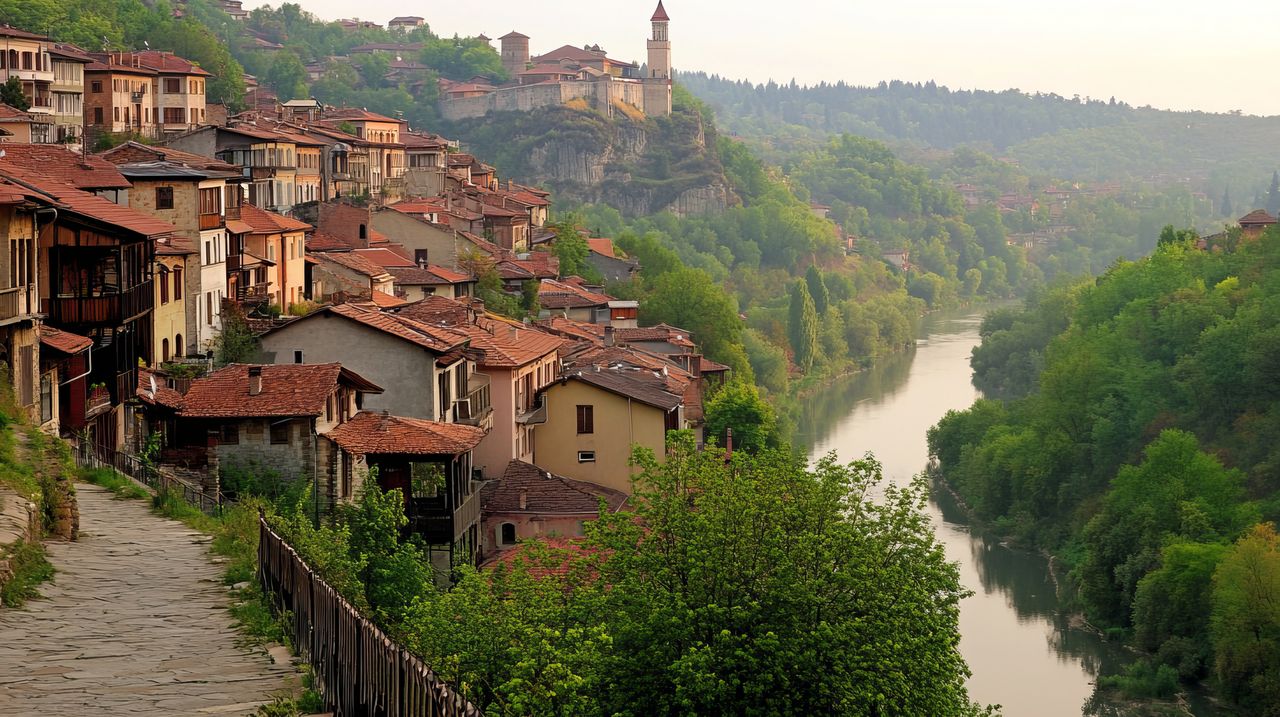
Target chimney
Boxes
[725,427,734,461]
[604,326,615,346]
[518,490,527,510]
[248,366,263,396]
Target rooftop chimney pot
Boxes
[248,366,263,396]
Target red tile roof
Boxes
[586,237,617,257]
[613,324,696,348]
[238,203,312,234]
[136,369,185,410]
[179,363,382,418]
[322,303,470,353]
[0,144,131,190]
[317,251,392,279]
[388,266,472,285]
[499,31,530,40]
[155,234,197,256]
[98,141,241,173]
[307,232,359,252]
[370,289,407,308]
[326,410,485,456]
[480,536,599,578]
[352,247,415,269]
[38,325,92,355]
[699,356,731,374]
[0,105,35,123]
[651,1,670,21]
[1239,209,1277,226]
[538,278,613,310]
[387,295,474,326]
[446,320,565,369]
[0,172,176,237]
[536,316,605,345]
[90,50,210,76]
[0,25,48,41]
[483,460,628,514]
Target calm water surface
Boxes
[801,307,1161,717]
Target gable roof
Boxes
[386,295,474,326]
[238,203,312,234]
[326,411,485,457]
[98,141,241,174]
[559,365,685,411]
[179,363,382,419]
[316,251,393,279]
[136,369,186,410]
[1239,209,1277,226]
[444,320,565,369]
[538,277,613,309]
[38,325,92,356]
[0,171,176,237]
[0,105,35,123]
[483,460,628,514]
[388,265,473,286]
[0,145,131,190]
[300,303,471,354]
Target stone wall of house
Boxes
[214,417,316,484]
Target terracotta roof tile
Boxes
[538,278,613,309]
[317,251,392,278]
[352,247,415,268]
[0,145,131,190]
[370,289,407,307]
[651,1,670,22]
[136,369,185,410]
[483,460,628,514]
[327,410,485,456]
[536,316,605,345]
[388,265,471,285]
[98,141,241,173]
[239,203,312,233]
[0,172,175,236]
[322,303,470,353]
[387,295,474,326]
[613,324,696,348]
[38,325,92,355]
[179,363,382,418]
[0,105,35,123]
[480,536,600,578]
[442,321,564,369]
[1239,209,1277,226]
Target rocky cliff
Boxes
[445,104,736,217]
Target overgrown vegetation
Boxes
[928,227,1280,711]
[270,432,997,716]
[0,540,54,607]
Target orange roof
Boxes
[537,316,605,345]
[370,289,407,308]
[586,237,616,257]
[316,251,392,278]
[237,203,312,234]
[538,277,613,309]
[136,369,185,410]
[0,172,175,237]
[38,325,92,355]
[98,141,241,173]
[326,411,485,456]
[1239,209,1277,226]
[0,144,131,190]
[352,247,415,269]
[0,105,35,123]
[180,363,382,419]
[480,536,599,578]
[93,50,211,76]
[446,320,565,369]
[323,303,470,353]
[388,265,473,286]
[651,1,670,21]
[483,460,628,514]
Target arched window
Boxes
[161,338,170,362]
[500,523,516,545]
[174,334,183,357]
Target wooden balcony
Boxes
[43,280,153,326]
[198,213,223,231]
[411,489,480,545]
[0,287,21,323]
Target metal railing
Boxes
[73,442,225,516]
[258,518,483,717]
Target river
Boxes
[800,307,1185,717]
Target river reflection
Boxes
[802,307,1168,717]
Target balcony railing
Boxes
[198,212,222,230]
[455,375,492,426]
[44,280,153,325]
[0,287,21,322]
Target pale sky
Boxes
[249,0,1280,116]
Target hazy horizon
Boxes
[245,0,1280,117]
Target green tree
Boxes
[788,280,819,371]
[641,267,742,365]
[704,380,775,452]
[0,77,30,111]
[742,328,788,394]
[213,304,258,366]
[1268,171,1280,217]
[1221,186,1233,217]
[805,264,829,314]
[1211,523,1280,713]
[549,221,602,283]
[265,50,308,100]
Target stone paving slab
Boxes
[0,485,295,715]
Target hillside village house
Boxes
[0,178,47,425]
[164,124,303,214]
[171,363,383,508]
[316,109,406,200]
[257,303,480,424]
[394,300,564,478]
[83,51,209,142]
[326,410,487,579]
[480,459,627,558]
[100,142,247,354]
[536,344,695,495]
[0,25,54,126]
[48,43,90,147]
[0,105,48,144]
[37,325,93,433]
[230,204,309,309]
[388,265,474,301]
[310,251,395,303]
[151,234,194,363]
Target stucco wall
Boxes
[370,211,466,271]
[258,314,437,419]
[535,378,666,495]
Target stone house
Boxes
[172,363,383,506]
[371,205,476,272]
[315,110,405,200]
[162,124,301,214]
[387,265,474,301]
[538,277,613,323]
[480,459,627,559]
[0,182,45,427]
[310,251,395,302]
[257,303,480,424]
[37,325,93,434]
[99,142,247,354]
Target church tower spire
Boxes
[644,1,673,116]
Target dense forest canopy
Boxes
[680,72,1280,194]
[929,230,1280,710]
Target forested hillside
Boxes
[681,72,1280,193]
[928,231,1280,711]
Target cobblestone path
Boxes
[0,484,295,715]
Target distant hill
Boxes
[680,72,1280,194]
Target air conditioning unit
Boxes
[454,398,472,420]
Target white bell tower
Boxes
[643,1,673,116]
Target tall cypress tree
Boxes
[805,265,830,314]
[788,280,819,371]
[1221,187,1233,217]
[1267,172,1280,216]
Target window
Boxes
[162,338,170,362]
[438,371,451,418]
[576,405,594,434]
[39,373,52,425]
[205,241,212,266]
[270,421,290,445]
[220,425,239,444]
[163,107,186,124]
[91,80,102,93]
[164,77,181,94]
[341,453,353,498]
[173,266,182,300]
[294,350,304,364]
[174,334,183,357]
[199,187,220,216]
[159,268,169,304]
[577,451,596,463]
[326,395,333,422]
[500,523,516,545]
[94,107,103,124]
[155,187,174,209]
[206,292,214,325]
[414,249,428,266]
